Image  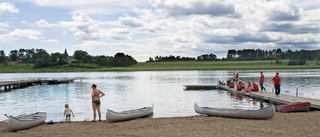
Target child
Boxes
[64,104,75,122]
[245,82,252,92]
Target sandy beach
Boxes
[1,111,319,137]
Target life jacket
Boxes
[230,81,235,88]
[253,84,259,92]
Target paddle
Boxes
[4,114,9,118]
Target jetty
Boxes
[183,85,219,90]
[183,84,320,110]
[0,79,74,92]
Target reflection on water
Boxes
[0,70,320,122]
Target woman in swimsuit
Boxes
[91,84,105,122]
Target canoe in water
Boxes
[194,103,275,120]
[6,112,47,132]
[276,102,311,113]
[106,105,153,122]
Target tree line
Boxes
[226,48,320,61]
[147,48,320,63]
[0,49,137,68]
[147,54,218,62]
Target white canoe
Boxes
[194,103,275,120]
[6,112,47,132]
[106,105,153,122]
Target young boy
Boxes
[64,104,75,122]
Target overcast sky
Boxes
[0,0,319,62]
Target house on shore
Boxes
[64,48,75,62]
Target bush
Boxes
[68,63,101,68]
[34,59,44,68]
[288,60,306,65]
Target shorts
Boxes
[92,100,101,105]
[66,114,71,117]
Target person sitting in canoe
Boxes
[229,79,235,88]
[252,83,259,92]
[237,81,245,91]
[245,82,252,92]
[64,104,75,122]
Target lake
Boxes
[0,70,319,122]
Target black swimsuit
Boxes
[92,100,101,105]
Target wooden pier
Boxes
[183,84,320,110]
[183,85,219,90]
[0,79,74,92]
[219,85,320,110]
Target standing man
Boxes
[260,71,266,92]
[235,73,239,85]
[272,72,281,96]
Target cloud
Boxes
[0,22,9,32]
[0,29,43,42]
[45,39,60,44]
[8,29,43,40]
[265,1,303,21]
[149,0,236,17]
[110,28,133,40]
[260,23,319,34]
[1,0,319,62]
[59,13,101,40]
[0,2,19,14]
[35,19,55,27]
[118,16,143,28]
[74,41,111,50]
[31,0,150,15]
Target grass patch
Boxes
[0,60,320,73]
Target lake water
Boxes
[0,70,320,122]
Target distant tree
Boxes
[197,54,217,61]
[74,50,91,63]
[9,50,18,62]
[34,59,45,68]
[33,49,51,67]
[227,49,236,59]
[0,50,6,63]
[51,52,68,66]
[113,52,137,67]
[26,49,35,63]
[148,57,154,62]
[92,55,108,66]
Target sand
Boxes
[1,111,319,137]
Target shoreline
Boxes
[1,60,320,73]
[1,111,320,137]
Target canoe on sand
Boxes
[5,112,47,132]
[276,102,311,113]
[106,105,153,122]
[194,103,275,120]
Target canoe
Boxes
[276,102,311,113]
[194,103,275,119]
[106,105,153,122]
[6,112,47,132]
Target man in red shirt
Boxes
[260,71,266,91]
[235,73,239,85]
[272,72,281,96]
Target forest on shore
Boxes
[0,48,319,70]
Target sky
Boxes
[0,0,319,62]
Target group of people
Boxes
[227,71,281,96]
[63,84,105,122]
[64,72,282,122]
